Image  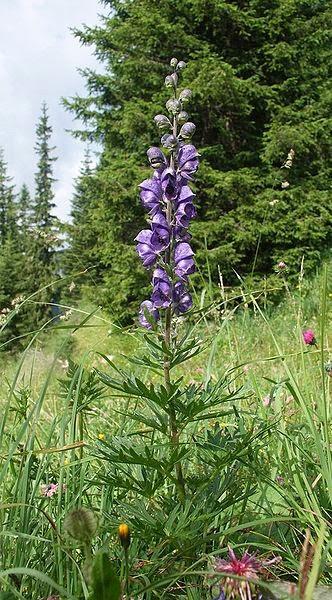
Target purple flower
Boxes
[139,177,163,215]
[151,268,172,308]
[147,147,167,169]
[161,167,178,201]
[151,212,171,250]
[173,281,192,314]
[135,229,161,267]
[173,225,192,242]
[174,242,195,280]
[139,300,160,329]
[302,329,316,346]
[178,144,199,180]
[175,185,196,227]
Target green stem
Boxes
[162,81,185,503]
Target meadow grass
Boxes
[0,263,331,598]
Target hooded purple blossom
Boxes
[135,230,161,267]
[175,185,196,227]
[161,167,178,201]
[139,300,160,329]
[151,268,172,308]
[151,212,170,249]
[178,144,199,180]
[174,242,195,280]
[173,281,192,313]
[139,178,163,215]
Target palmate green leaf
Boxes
[113,407,168,434]
[90,551,121,600]
[96,464,166,496]
[0,594,16,600]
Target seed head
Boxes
[64,508,98,543]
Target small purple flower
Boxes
[174,242,195,280]
[139,300,159,329]
[173,225,192,242]
[175,185,196,227]
[302,329,316,346]
[139,177,163,215]
[161,167,178,201]
[147,147,167,169]
[178,144,199,180]
[41,483,66,497]
[135,229,161,267]
[151,268,172,308]
[151,212,171,249]
[173,281,192,314]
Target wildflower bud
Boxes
[154,114,172,130]
[118,523,131,549]
[170,57,178,68]
[178,111,189,124]
[302,329,316,346]
[179,122,196,139]
[325,361,332,378]
[147,147,166,168]
[166,98,182,115]
[64,508,98,543]
[165,73,178,88]
[161,134,178,149]
[177,60,186,70]
[281,181,290,189]
[179,88,192,103]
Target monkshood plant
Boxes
[95,59,273,597]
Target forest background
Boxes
[0,0,331,348]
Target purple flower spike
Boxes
[135,229,161,267]
[174,242,195,280]
[178,144,199,180]
[139,178,163,215]
[151,212,170,249]
[151,268,172,308]
[147,147,167,169]
[139,300,159,329]
[173,281,192,314]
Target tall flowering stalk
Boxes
[135,58,199,499]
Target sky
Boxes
[0,0,104,220]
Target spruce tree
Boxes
[27,103,59,327]
[65,0,332,320]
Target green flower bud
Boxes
[161,134,178,149]
[165,73,178,88]
[177,61,186,70]
[154,114,172,130]
[166,98,182,114]
[179,122,196,138]
[64,508,98,543]
[170,57,178,68]
[178,111,189,124]
[179,88,192,103]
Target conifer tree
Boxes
[26,103,59,327]
[65,0,332,320]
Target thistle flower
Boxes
[135,58,199,328]
[302,329,316,346]
[213,547,281,600]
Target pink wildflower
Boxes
[213,547,281,600]
[41,483,66,498]
[262,395,272,407]
[277,261,286,270]
[302,329,316,346]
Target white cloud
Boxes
[0,0,104,220]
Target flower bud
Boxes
[147,147,166,168]
[178,111,189,124]
[179,122,196,139]
[166,99,182,114]
[179,88,192,103]
[170,57,178,68]
[154,114,172,130]
[165,73,178,88]
[64,508,98,543]
[118,523,131,550]
[177,60,186,70]
[161,134,178,149]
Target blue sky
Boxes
[0,0,103,220]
